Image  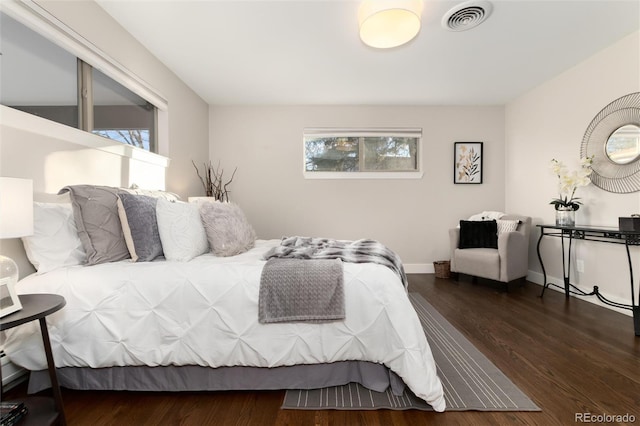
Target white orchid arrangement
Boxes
[549,156,594,211]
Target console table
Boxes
[536,224,640,336]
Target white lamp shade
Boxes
[359,0,423,49]
[0,177,34,238]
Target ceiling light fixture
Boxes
[358,0,423,49]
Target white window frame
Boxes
[0,0,169,163]
[303,128,423,180]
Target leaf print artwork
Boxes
[454,142,483,184]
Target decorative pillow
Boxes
[156,199,209,261]
[467,211,505,221]
[458,220,498,249]
[117,193,163,262]
[123,185,180,201]
[21,202,86,274]
[58,185,130,265]
[199,201,256,257]
[497,219,520,235]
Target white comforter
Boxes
[3,240,445,411]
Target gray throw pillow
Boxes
[117,193,163,262]
[198,201,256,257]
[58,185,130,265]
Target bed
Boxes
[1,186,446,412]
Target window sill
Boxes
[0,105,169,168]
[303,171,423,180]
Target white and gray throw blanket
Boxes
[259,258,344,324]
[263,236,409,289]
[259,237,408,323]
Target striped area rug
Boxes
[282,293,540,411]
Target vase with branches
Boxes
[192,160,237,202]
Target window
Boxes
[304,128,422,179]
[91,67,156,152]
[0,11,158,153]
[0,12,79,128]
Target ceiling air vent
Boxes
[442,0,493,31]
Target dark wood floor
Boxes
[5,274,640,425]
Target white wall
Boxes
[210,105,505,268]
[32,0,210,198]
[0,0,209,276]
[506,31,640,313]
[2,1,636,315]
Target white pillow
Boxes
[156,199,209,261]
[497,219,520,235]
[468,211,505,221]
[21,202,86,274]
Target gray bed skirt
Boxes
[28,362,406,396]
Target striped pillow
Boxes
[497,219,520,235]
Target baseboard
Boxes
[527,270,633,317]
[405,266,634,318]
[404,263,433,274]
[0,350,28,391]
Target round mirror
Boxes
[605,124,640,165]
[581,92,640,193]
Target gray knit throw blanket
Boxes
[263,236,408,289]
[259,258,344,324]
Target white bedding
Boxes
[3,239,446,411]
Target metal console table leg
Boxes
[537,224,640,336]
[537,230,548,298]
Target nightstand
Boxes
[1,294,67,426]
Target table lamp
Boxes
[0,177,33,317]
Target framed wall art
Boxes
[454,142,483,184]
[0,279,22,318]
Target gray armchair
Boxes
[448,215,532,289]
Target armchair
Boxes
[449,215,532,290]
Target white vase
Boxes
[555,208,575,227]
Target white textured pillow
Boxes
[199,201,256,257]
[497,219,520,235]
[156,199,209,261]
[21,202,86,273]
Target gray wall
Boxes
[2,0,637,322]
[24,0,210,199]
[210,105,505,268]
[0,0,210,276]
[506,31,640,313]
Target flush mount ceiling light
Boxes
[442,0,493,32]
[358,0,423,49]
